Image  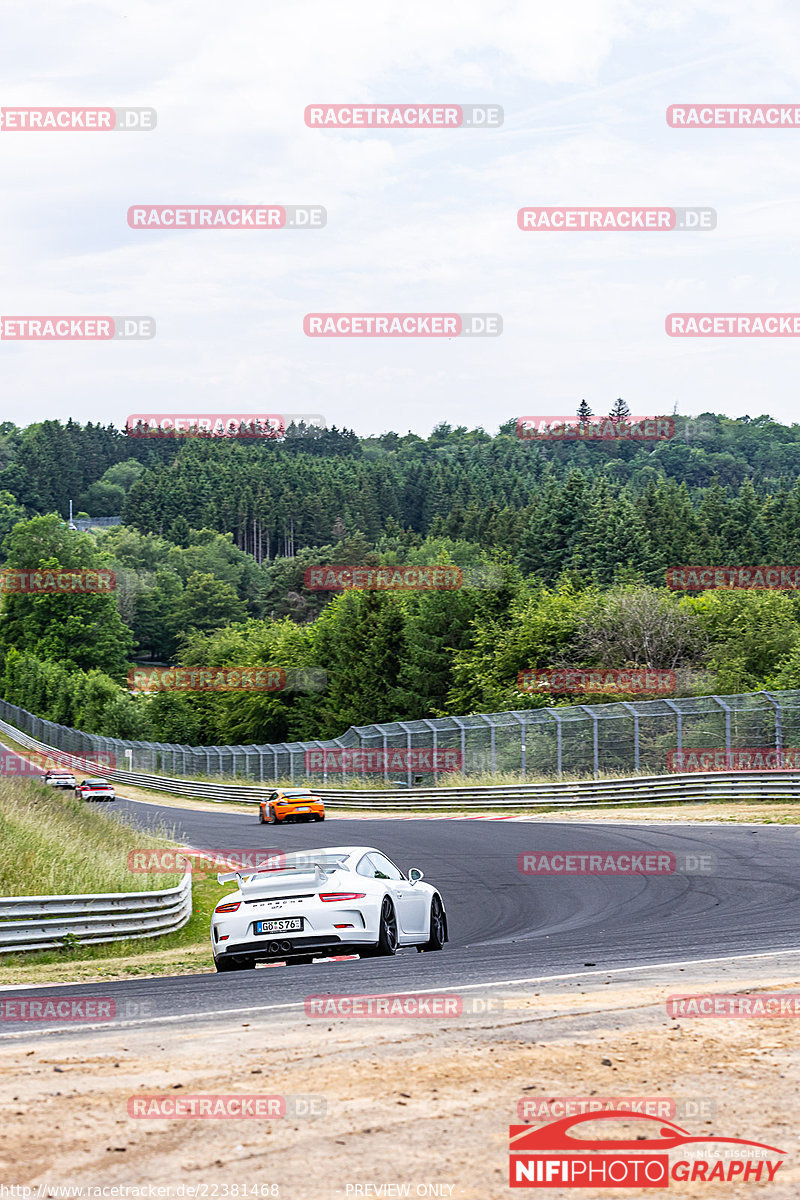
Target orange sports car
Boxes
[258,788,325,824]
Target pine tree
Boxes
[609,397,631,422]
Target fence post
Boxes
[511,713,526,779]
[330,737,347,787]
[760,690,783,759]
[663,698,682,770]
[620,702,640,772]
[578,705,599,778]
[477,715,496,776]
[711,695,732,764]
[451,717,466,776]
[397,722,413,787]
[546,709,563,778]
[421,719,438,784]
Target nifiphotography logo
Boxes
[509,1112,785,1187]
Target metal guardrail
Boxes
[0,868,192,954]
[316,774,800,807]
[2,715,799,810]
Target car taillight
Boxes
[319,892,366,902]
[214,901,241,913]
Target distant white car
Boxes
[43,770,76,789]
[76,778,115,801]
[211,845,448,971]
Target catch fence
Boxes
[1,690,798,784]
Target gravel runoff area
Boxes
[3,953,800,1197]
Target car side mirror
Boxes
[408,867,424,884]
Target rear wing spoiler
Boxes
[216,862,332,885]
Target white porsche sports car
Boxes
[211,845,448,971]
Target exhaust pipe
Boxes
[267,940,293,955]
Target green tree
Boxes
[0,515,133,678]
[311,591,406,735]
[177,572,247,636]
[688,591,800,692]
[0,490,26,551]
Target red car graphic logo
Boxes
[509,1112,785,1189]
[510,1110,785,1154]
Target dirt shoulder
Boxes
[118,790,800,824]
[3,954,800,1198]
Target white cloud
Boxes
[3,0,800,434]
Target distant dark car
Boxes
[43,770,76,790]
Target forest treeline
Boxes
[4,411,800,565]
[3,411,800,746]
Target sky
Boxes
[3,0,800,437]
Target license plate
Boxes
[255,917,303,934]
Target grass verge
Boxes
[0,776,182,895]
[0,776,231,983]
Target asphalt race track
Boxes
[3,796,800,1034]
